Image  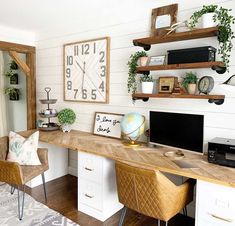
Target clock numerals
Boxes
[99,51,105,63]
[82,89,87,99]
[74,89,78,99]
[74,45,79,56]
[99,81,104,92]
[67,81,72,90]
[91,89,97,100]
[82,44,90,55]
[93,42,96,54]
[67,56,73,65]
[100,66,106,77]
[66,68,71,78]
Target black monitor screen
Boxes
[150,111,204,153]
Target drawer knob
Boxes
[208,212,233,223]
[85,193,94,199]
[84,167,94,171]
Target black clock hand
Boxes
[76,61,85,73]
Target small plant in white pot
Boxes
[58,108,76,132]
[140,75,154,94]
[182,72,198,95]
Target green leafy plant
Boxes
[127,51,147,93]
[188,5,235,70]
[10,61,18,70]
[140,75,153,82]
[5,87,20,100]
[58,108,76,125]
[182,72,198,89]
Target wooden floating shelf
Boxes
[132,93,225,105]
[133,27,219,48]
[137,61,226,74]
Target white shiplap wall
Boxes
[36,0,235,177]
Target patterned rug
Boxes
[0,183,79,226]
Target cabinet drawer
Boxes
[196,180,235,226]
[78,151,103,183]
[78,178,103,211]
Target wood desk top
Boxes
[20,129,235,188]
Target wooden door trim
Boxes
[0,40,36,130]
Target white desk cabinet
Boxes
[196,180,235,226]
[77,151,123,222]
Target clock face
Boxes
[64,37,110,103]
[198,76,214,94]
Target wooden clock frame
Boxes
[63,37,110,103]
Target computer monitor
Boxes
[149,111,204,153]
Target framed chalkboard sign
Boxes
[93,112,124,139]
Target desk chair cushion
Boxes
[7,131,41,165]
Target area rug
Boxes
[0,183,79,226]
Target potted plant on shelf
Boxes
[182,72,198,95]
[58,108,76,133]
[140,75,154,94]
[5,87,20,100]
[188,5,235,70]
[5,61,19,84]
[127,51,148,94]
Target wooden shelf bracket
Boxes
[133,40,151,51]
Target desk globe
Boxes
[120,112,145,146]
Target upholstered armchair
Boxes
[0,136,49,220]
[115,161,196,226]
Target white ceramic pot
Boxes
[202,13,217,28]
[142,82,154,94]
[187,83,197,95]
[61,123,72,133]
[139,57,148,66]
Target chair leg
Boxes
[183,207,188,216]
[11,185,16,195]
[41,173,47,202]
[158,220,168,226]
[118,206,127,226]
[17,185,25,220]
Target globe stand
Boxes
[122,138,142,147]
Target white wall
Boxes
[35,0,235,218]
[36,0,235,173]
[0,24,35,46]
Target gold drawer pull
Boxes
[208,213,233,223]
[84,167,94,171]
[85,193,94,198]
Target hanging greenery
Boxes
[188,5,235,70]
[127,51,147,94]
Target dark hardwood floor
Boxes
[27,175,195,226]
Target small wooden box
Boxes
[158,76,178,93]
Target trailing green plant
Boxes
[188,5,235,70]
[140,75,153,82]
[4,87,20,99]
[127,51,147,93]
[58,108,76,125]
[182,72,198,89]
[5,69,17,78]
[5,61,18,78]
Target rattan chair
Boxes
[0,136,49,220]
[115,161,195,226]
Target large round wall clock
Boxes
[64,37,110,103]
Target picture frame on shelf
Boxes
[148,55,166,66]
[151,4,178,36]
[158,76,178,93]
[93,112,124,139]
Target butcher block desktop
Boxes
[20,129,235,188]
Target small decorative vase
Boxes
[139,57,148,66]
[187,83,197,95]
[202,13,217,28]
[61,123,72,133]
[142,82,154,94]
